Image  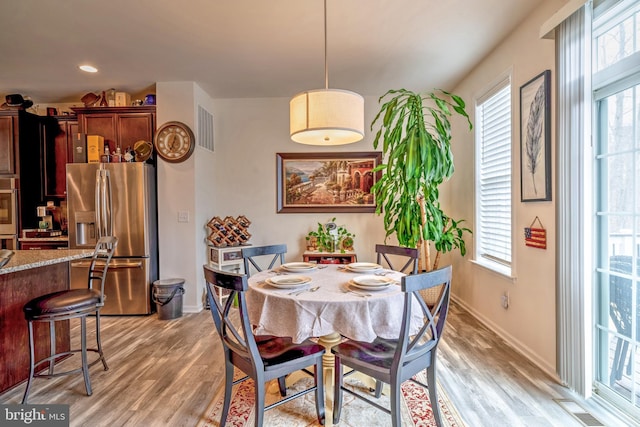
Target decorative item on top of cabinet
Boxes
[207,215,251,247]
[71,106,156,161]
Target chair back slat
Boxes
[88,236,118,305]
[397,265,451,367]
[375,244,419,274]
[203,265,261,367]
[242,244,287,276]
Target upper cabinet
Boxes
[42,115,78,199]
[71,106,156,155]
[0,114,17,174]
[0,110,47,231]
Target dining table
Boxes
[246,261,423,426]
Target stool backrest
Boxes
[0,249,14,268]
[88,236,118,306]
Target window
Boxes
[475,79,512,275]
[592,0,640,417]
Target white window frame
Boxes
[474,75,513,277]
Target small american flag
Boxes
[524,227,546,249]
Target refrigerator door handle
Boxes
[95,169,113,238]
[70,260,144,269]
[104,169,113,236]
[95,169,101,237]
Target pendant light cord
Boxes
[324,0,329,90]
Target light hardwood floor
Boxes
[0,302,630,426]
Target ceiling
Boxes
[0,0,545,105]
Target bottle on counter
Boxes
[111,146,122,163]
[123,147,135,162]
[107,88,116,107]
[101,146,111,163]
[100,91,108,107]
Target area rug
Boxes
[199,369,466,427]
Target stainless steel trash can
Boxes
[152,278,185,320]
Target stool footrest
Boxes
[32,348,107,379]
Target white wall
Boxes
[206,96,389,261]
[156,81,215,312]
[447,0,566,377]
[156,92,391,312]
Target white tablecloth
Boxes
[246,264,423,343]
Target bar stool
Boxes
[21,236,118,404]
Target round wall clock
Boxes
[154,121,195,163]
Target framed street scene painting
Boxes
[276,152,382,213]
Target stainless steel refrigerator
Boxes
[66,162,158,315]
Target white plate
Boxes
[349,280,392,291]
[346,262,383,273]
[266,275,312,289]
[281,262,317,272]
[353,275,395,287]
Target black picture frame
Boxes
[276,152,382,213]
[520,70,551,202]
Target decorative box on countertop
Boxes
[22,229,63,238]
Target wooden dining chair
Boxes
[332,265,452,427]
[203,265,325,427]
[375,244,419,274]
[22,236,118,404]
[242,244,287,276]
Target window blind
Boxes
[476,82,512,267]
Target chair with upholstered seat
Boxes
[332,265,452,427]
[242,244,287,276]
[22,236,118,404]
[241,243,289,395]
[375,244,419,274]
[203,265,325,427]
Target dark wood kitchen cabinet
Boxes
[71,106,156,155]
[0,259,72,393]
[0,110,47,232]
[42,115,78,199]
[0,111,42,176]
[0,114,17,174]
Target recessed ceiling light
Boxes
[79,64,98,73]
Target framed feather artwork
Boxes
[520,70,551,202]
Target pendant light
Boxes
[290,0,364,145]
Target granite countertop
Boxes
[0,249,93,275]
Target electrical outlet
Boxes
[501,292,509,309]
[178,210,189,223]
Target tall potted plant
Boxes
[371,89,472,271]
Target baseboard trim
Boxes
[451,293,560,381]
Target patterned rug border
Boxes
[198,369,466,427]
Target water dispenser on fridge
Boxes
[73,210,95,247]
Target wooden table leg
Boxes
[317,332,342,427]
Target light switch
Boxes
[178,210,190,223]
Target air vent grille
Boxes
[554,399,605,426]
[198,105,214,152]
